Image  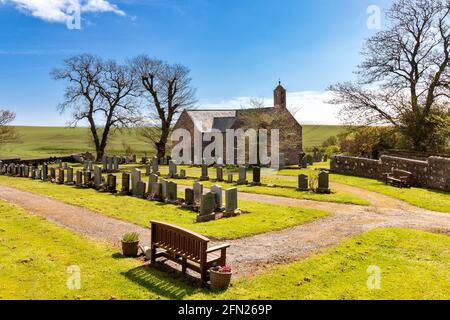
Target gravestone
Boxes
[121,172,130,194]
[160,179,168,201]
[297,174,308,191]
[63,162,68,170]
[65,167,74,185]
[35,169,42,180]
[148,182,162,200]
[301,157,308,169]
[184,188,194,206]
[197,192,216,222]
[94,166,102,189]
[179,169,186,179]
[193,182,203,205]
[168,160,178,178]
[149,173,158,184]
[83,171,92,188]
[30,168,36,179]
[102,155,108,172]
[107,174,117,193]
[50,167,56,182]
[225,187,239,216]
[145,164,151,176]
[113,156,119,171]
[227,173,233,183]
[83,160,89,171]
[252,166,261,185]
[57,169,65,184]
[200,161,209,181]
[237,166,248,185]
[42,163,48,181]
[56,159,62,168]
[88,161,93,172]
[76,170,83,187]
[166,181,177,203]
[23,165,29,178]
[210,184,223,210]
[216,167,224,182]
[307,154,313,166]
[135,181,147,199]
[107,157,113,172]
[316,171,331,194]
[131,169,141,196]
[152,156,159,175]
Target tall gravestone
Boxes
[193,182,203,206]
[94,166,102,189]
[145,164,151,176]
[184,188,194,206]
[252,166,261,185]
[135,181,146,199]
[197,192,216,222]
[297,174,308,191]
[227,173,233,183]
[200,158,209,181]
[216,167,224,182]
[76,170,83,187]
[131,169,141,196]
[113,156,119,171]
[42,163,48,181]
[225,187,239,216]
[65,167,74,185]
[57,169,65,184]
[166,181,177,203]
[160,179,168,201]
[107,174,117,193]
[168,160,178,178]
[152,156,159,175]
[316,171,331,194]
[210,184,223,209]
[237,166,248,185]
[83,171,92,188]
[121,172,130,194]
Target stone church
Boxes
[173,82,303,165]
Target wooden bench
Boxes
[150,221,230,284]
[383,169,412,188]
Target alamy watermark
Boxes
[66,5,81,30]
[367,5,381,30]
[66,265,81,290]
[171,127,281,169]
[367,265,381,289]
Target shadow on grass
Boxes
[122,263,203,299]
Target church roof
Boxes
[186,109,236,132]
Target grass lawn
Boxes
[0,176,329,239]
[1,200,447,299]
[0,199,199,300]
[193,228,450,300]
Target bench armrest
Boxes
[206,244,230,253]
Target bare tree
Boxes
[52,54,140,161]
[0,109,18,146]
[329,0,450,151]
[132,55,196,159]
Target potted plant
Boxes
[209,265,232,290]
[121,232,140,257]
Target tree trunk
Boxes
[156,122,170,160]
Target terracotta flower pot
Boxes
[210,269,232,290]
[121,241,139,257]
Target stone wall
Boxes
[330,154,450,192]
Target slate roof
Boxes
[186,110,237,132]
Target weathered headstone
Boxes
[160,179,168,201]
[197,192,217,222]
[131,169,141,196]
[88,161,93,172]
[225,187,239,216]
[113,156,119,171]
[76,170,83,187]
[107,156,113,172]
[316,171,331,194]
[179,169,186,179]
[301,157,308,169]
[252,166,261,185]
[297,174,308,191]
[210,184,223,209]
[148,182,162,200]
[237,166,248,185]
[166,181,177,203]
[184,188,194,206]
[57,169,65,184]
[227,173,233,183]
[135,181,146,199]
[145,164,151,176]
[83,171,92,188]
[193,182,203,205]
[35,169,42,180]
[30,168,36,179]
[94,166,102,189]
[152,156,159,175]
[200,158,209,181]
[216,166,224,182]
[168,160,178,178]
[50,167,56,182]
[149,173,158,184]
[65,167,74,185]
[121,172,130,194]
[102,155,108,172]
[107,174,117,193]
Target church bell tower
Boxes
[273,81,286,108]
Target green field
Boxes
[0,125,346,159]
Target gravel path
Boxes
[0,183,449,279]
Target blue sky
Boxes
[0,0,392,126]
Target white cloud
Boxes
[0,0,125,23]
[198,91,342,125]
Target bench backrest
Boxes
[392,169,412,179]
[151,221,210,263]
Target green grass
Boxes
[277,162,450,213]
[330,174,450,213]
[192,228,450,300]
[0,125,346,159]
[0,176,329,240]
[0,199,199,300]
[0,126,153,159]
[1,201,447,299]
